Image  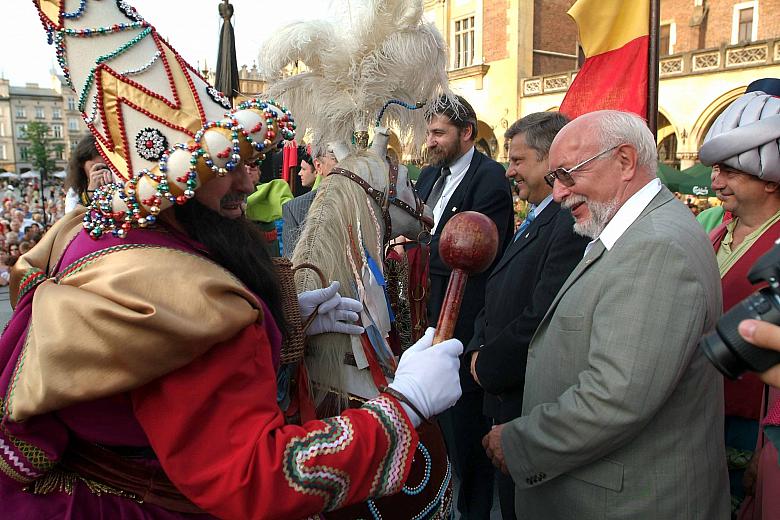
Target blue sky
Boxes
[0,0,331,87]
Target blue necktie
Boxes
[513,205,536,242]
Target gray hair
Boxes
[505,112,570,160]
[587,110,658,176]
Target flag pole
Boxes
[647,0,661,138]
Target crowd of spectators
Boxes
[0,180,66,286]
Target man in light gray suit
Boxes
[483,110,729,519]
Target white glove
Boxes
[389,327,463,427]
[298,281,364,336]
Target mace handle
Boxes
[433,268,468,345]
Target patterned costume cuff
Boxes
[362,395,418,498]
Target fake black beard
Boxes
[174,199,288,339]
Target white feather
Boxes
[257,0,452,156]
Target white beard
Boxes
[563,195,620,239]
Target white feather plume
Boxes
[258,0,451,155]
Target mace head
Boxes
[438,211,499,274]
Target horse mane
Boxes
[292,154,386,408]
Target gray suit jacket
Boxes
[281,189,316,258]
[502,187,729,520]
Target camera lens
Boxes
[701,289,780,379]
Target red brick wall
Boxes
[532,0,578,75]
[484,0,509,62]
[661,0,780,53]
[761,0,780,41]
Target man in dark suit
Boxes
[281,147,337,257]
[465,112,589,519]
[415,95,514,518]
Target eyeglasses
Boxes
[544,145,621,188]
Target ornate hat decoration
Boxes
[33,0,296,238]
[257,0,449,157]
[699,85,780,182]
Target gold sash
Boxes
[7,211,262,422]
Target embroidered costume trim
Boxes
[362,395,414,497]
[17,268,46,302]
[0,400,52,484]
[282,416,354,511]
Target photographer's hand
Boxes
[739,320,780,387]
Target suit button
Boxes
[540,473,546,479]
[525,478,532,485]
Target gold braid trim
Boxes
[24,466,142,503]
[0,456,32,484]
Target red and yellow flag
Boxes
[559,0,650,120]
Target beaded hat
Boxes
[33,0,296,238]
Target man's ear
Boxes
[765,181,780,194]
[616,144,639,181]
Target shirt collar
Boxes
[591,178,662,252]
[533,194,554,216]
[446,146,475,178]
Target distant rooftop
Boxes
[9,83,60,98]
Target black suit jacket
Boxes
[465,202,590,421]
[416,149,514,394]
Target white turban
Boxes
[699,91,780,182]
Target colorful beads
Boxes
[61,20,149,37]
[402,442,432,496]
[122,50,162,76]
[78,26,153,111]
[375,99,425,127]
[62,0,89,19]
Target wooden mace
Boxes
[433,211,499,345]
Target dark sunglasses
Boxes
[544,144,621,188]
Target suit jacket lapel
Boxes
[540,239,606,324]
[491,203,560,276]
[435,151,483,234]
[417,167,439,202]
[533,187,674,332]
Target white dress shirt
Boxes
[432,146,475,233]
[584,178,662,256]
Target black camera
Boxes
[701,240,780,379]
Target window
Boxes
[52,124,63,139]
[660,24,671,56]
[15,106,26,119]
[732,2,758,44]
[16,124,27,139]
[453,16,475,69]
[68,117,79,131]
[659,22,676,56]
[55,147,64,160]
[0,144,6,160]
[52,107,61,119]
[35,106,44,119]
[0,122,5,137]
[70,139,79,151]
[19,145,29,161]
[67,97,77,111]
[738,8,753,42]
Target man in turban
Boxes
[698,78,780,513]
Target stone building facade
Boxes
[427,0,780,166]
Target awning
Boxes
[656,162,713,197]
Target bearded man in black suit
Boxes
[415,95,514,518]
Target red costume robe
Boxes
[711,217,780,419]
[0,212,418,519]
